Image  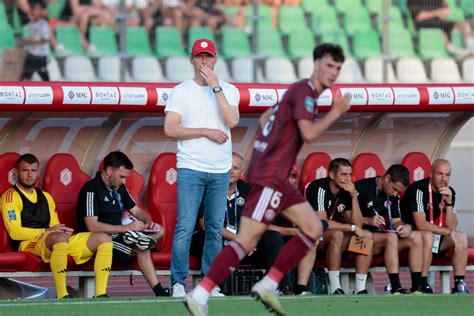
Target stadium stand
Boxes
[97,56,122,82]
[336,58,365,83]
[63,55,97,81]
[165,56,194,82]
[89,26,118,56]
[154,26,186,59]
[264,57,297,84]
[131,56,166,82]
[220,26,251,59]
[431,57,463,83]
[298,151,332,193]
[364,57,398,83]
[396,57,430,83]
[463,57,474,82]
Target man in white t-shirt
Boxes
[164,38,240,297]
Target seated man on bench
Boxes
[1,153,113,299]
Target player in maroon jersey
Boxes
[184,43,351,316]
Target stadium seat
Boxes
[287,29,315,59]
[364,57,398,83]
[278,5,307,34]
[462,0,474,16]
[56,25,85,56]
[98,56,123,82]
[264,57,297,83]
[375,6,405,32]
[299,152,332,193]
[89,26,118,56]
[297,57,313,79]
[220,26,251,59]
[320,30,352,58]
[0,3,8,28]
[396,57,429,83]
[257,27,285,57]
[47,0,65,19]
[154,26,186,58]
[0,26,15,54]
[336,58,365,83]
[301,0,330,14]
[131,56,166,82]
[0,153,20,194]
[47,56,63,81]
[445,0,465,22]
[344,9,372,36]
[401,152,431,183]
[42,153,91,230]
[351,152,386,182]
[462,57,474,82]
[352,29,381,59]
[64,56,97,81]
[165,56,194,82]
[231,57,264,83]
[245,4,273,31]
[389,28,417,58]
[334,0,363,15]
[311,7,339,35]
[418,28,450,60]
[146,153,177,268]
[214,58,232,82]
[187,27,216,54]
[430,58,463,83]
[126,26,153,56]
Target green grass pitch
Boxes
[0,294,472,316]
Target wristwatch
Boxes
[212,86,223,94]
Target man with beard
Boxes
[76,151,170,296]
[1,153,112,299]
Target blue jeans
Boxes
[171,168,230,286]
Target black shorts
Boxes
[21,54,49,81]
[414,18,454,35]
[111,233,134,263]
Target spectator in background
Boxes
[401,159,469,294]
[20,1,51,81]
[408,0,474,58]
[160,0,187,33]
[219,0,247,29]
[164,38,239,297]
[189,0,226,33]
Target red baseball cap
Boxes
[191,38,217,57]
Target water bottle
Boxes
[384,281,392,294]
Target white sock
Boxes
[355,273,368,293]
[328,271,341,292]
[259,276,279,292]
[464,37,473,48]
[191,285,210,304]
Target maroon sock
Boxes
[267,232,316,284]
[201,241,247,292]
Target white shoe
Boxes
[210,287,225,297]
[184,293,208,316]
[172,283,186,298]
[251,281,286,316]
[87,44,100,57]
[55,43,69,57]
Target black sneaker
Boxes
[153,283,171,297]
[332,288,345,295]
[452,280,469,294]
[391,288,410,295]
[355,289,369,295]
[410,286,424,295]
[422,284,434,294]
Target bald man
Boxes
[401,159,469,294]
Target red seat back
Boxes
[298,152,332,192]
[147,153,177,252]
[401,152,431,183]
[0,153,21,194]
[42,153,90,231]
[351,152,386,182]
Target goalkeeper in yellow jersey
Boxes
[1,153,113,299]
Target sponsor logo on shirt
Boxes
[305,96,315,113]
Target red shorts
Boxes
[242,181,306,225]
